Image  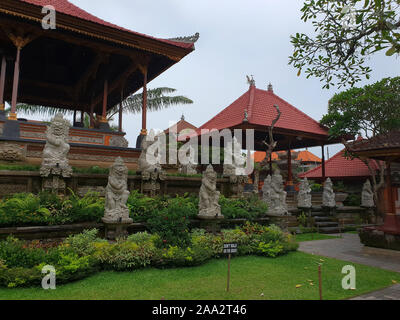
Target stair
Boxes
[313,210,341,234]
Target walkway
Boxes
[299,233,400,300]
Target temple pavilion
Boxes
[0,0,198,169]
[191,79,352,189]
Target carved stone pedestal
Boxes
[102,218,133,240]
[197,216,224,234]
[42,175,67,195]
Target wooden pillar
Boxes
[73,110,77,125]
[89,104,94,128]
[81,110,84,123]
[101,79,108,123]
[0,55,6,111]
[287,149,293,185]
[141,66,148,136]
[321,145,326,181]
[9,46,21,120]
[118,88,123,132]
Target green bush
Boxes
[0,222,298,288]
[219,195,267,220]
[62,191,104,223]
[311,183,322,192]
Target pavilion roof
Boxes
[199,84,329,137]
[18,0,195,51]
[299,149,380,180]
[0,0,197,114]
[346,131,400,162]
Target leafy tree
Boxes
[289,0,400,89]
[320,76,400,213]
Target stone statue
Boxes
[361,179,375,208]
[40,113,72,178]
[178,145,198,175]
[198,165,223,219]
[103,157,132,223]
[298,178,312,208]
[322,178,336,208]
[223,137,246,176]
[263,169,288,215]
[138,129,163,173]
[262,175,272,204]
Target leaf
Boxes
[297,69,302,77]
[296,284,302,288]
[386,47,397,56]
[392,280,398,284]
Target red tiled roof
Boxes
[199,84,329,136]
[252,150,321,163]
[299,149,380,179]
[18,0,194,49]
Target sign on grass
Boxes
[223,243,238,254]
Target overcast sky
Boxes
[41,1,400,157]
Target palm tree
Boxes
[5,87,193,126]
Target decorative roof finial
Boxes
[243,109,249,123]
[167,32,200,44]
[268,83,273,92]
[246,75,255,87]
[181,114,185,121]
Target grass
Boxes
[0,252,398,300]
[294,233,339,242]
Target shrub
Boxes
[311,183,322,192]
[219,195,267,220]
[61,190,104,223]
[0,237,47,268]
[64,229,104,256]
[92,240,156,271]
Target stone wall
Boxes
[0,170,235,198]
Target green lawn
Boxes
[295,233,339,242]
[0,252,398,300]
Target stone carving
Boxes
[103,157,132,223]
[138,130,166,197]
[298,178,312,208]
[322,178,336,208]
[223,137,246,176]
[361,179,375,208]
[168,32,200,43]
[0,143,25,161]
[138,130,163,173]
[40,114,72,178]
[262,175,272,204]
[178,145,198,175]
[268,169,288,215]
[198,165,223,219]
[109,136,129,148]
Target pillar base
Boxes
[2,119,20,138]
[136,133,146,149]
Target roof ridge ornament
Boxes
[268,83,273,92]
[246,75,255,87]
[167,32,200,44]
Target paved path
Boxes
[299,233,400,300]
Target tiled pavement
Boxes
[299,233,400,300]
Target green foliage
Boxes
[0,164,40,172]
[72,166,109,174]
[321,76,400,139]
[310,183,322,192]
[219,195,268,220]
[146,198,193,248]
[0,191,104,227]
[344,193,362,206]
[289,0,400,88]
[297,212,308,228]
[0,222,298,288]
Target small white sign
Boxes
[223,243,238,254]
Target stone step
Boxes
[311,211,326,217]
[315,221,339,227]
[314,216,332,222]
[318,226,342,234]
